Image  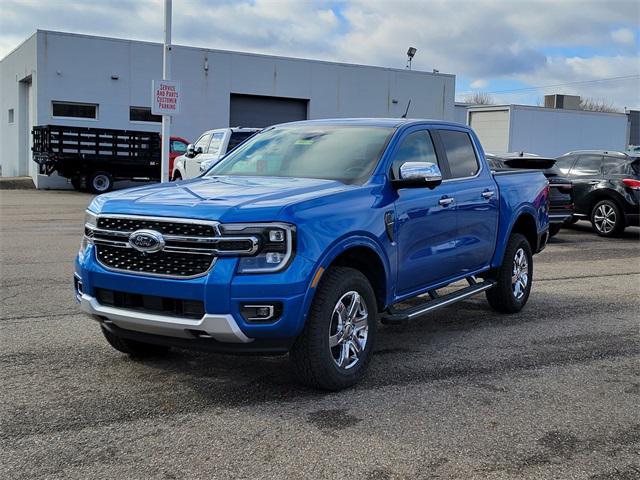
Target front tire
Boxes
[591,199,625,237]
[290,267,377,391]
[101,326,169,358]
[88,171,114,194]
[486,233,533,313]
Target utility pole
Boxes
[160,0,172,183]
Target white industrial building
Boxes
[465,103,629,157]
[0,30,456,188]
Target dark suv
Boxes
[555,151,640,237]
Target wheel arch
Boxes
[587,190,625,216]
[509,212,538,251]
[304,236,391,316]
[492,209,539,269]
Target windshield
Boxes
[206,125,394,184]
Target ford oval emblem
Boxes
[128,229,165,254]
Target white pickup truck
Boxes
[172,127,259,180]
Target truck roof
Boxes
[274,118,467,129]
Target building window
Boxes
[130,106,161,123]
[52,101,98,119]
[8,109,14,124]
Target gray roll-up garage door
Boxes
[230,94,308,128]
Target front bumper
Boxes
[79,293,251,343]
[75,245,317,350]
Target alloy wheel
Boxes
[511,247,529,300]
[593,204,616,234]
[329,291,369,370]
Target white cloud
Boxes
[1,0,638,108]
[470,79,489,89]
[611,27,636,45]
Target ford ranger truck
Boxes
[75,119,549,391]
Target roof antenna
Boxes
[401,99,412,118]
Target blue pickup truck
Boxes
[75,119,549,390]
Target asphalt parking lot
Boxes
[1,189,639,480]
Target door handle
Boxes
[438,196,454,206]
[481,190,495,199]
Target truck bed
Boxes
[32,125,160,180]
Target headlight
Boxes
[85,210,97,228]
[79,210,97,260]
[220,223,295,273]
[78,235,92,261]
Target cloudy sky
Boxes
[1,0,638,109]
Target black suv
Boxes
[555,151,640,237]
[486,153,574,237]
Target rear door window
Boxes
[228,131,256,151]
[602,156,629,175]
[438,130,479,178]
[569,155,602,177]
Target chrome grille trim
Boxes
[87,214,261,278]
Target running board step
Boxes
[380,280,495,325]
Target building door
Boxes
[229,94,308,128]
[468,109,509,153]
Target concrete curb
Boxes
[0,176,36,190]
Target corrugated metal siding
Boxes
[509,105,628,157]
[468,109,509,153]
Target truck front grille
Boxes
[87,215,258,279]
[97,216,217,237]
[96,245,215,277]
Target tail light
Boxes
[622,178,640,190]
[545,183,550,213]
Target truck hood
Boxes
[90,176,353,222]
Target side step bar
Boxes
[380,279,495,325]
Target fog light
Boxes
[240,303,283,322]
[265,252,284,264]
[73,274,83,302]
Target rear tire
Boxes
[101,326,169,358]
[548,224,561,237]
[290,267,377,391]
[70,176,84,191]
[88,171,114,194]
[486,233,533,313]
[591,199,625,237]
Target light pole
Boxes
[406,47,417,70]
[160,0,172,183]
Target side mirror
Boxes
[186,144,202,158]
[394,161,443,189]
[186,144,196,158]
